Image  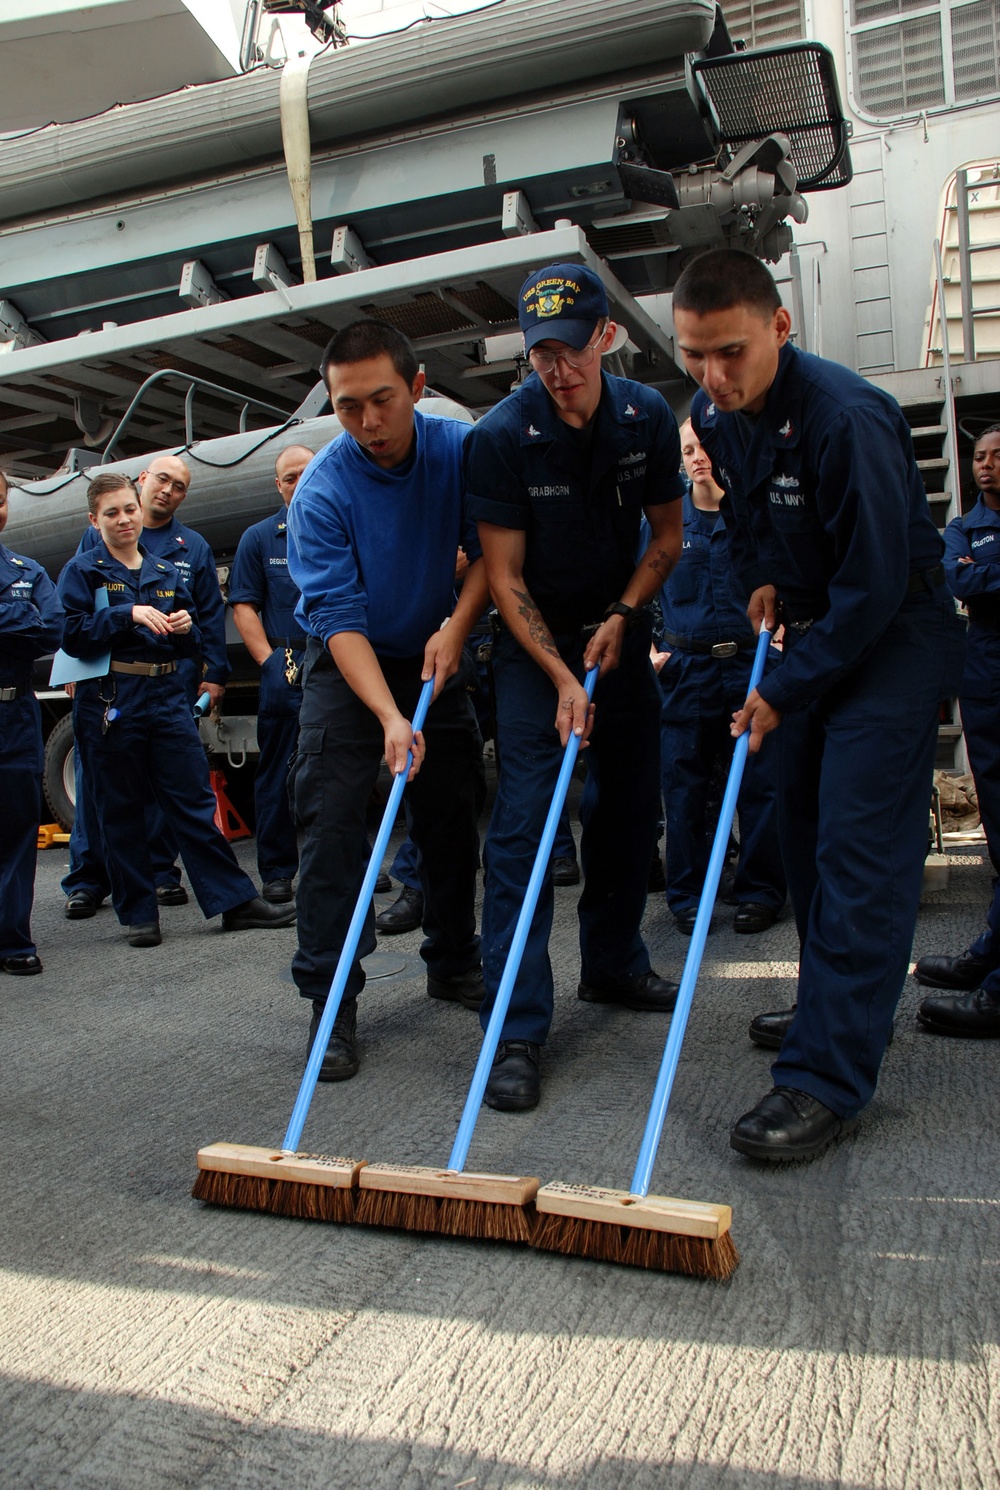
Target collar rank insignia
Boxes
[625,403,637,417]
[779,420,793,439]
[525,424,541,439]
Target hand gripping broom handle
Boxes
[282,677,435,1153]
[630,626,772,1197]
[447,666,599,1173]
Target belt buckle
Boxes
[710,641,738,659]
[0,686,16,702]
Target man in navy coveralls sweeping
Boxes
[673,248,965,1162]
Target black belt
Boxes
[908,563,945,593]
[783,565,947,629]
[661,629,755,659]
[0,683,30,702]
[267,634,308,650]
[110,660,178,677]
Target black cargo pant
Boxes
[289,640,485,1004]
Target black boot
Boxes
[375,885,423,934]
[308,999,360,1081]
[484,1041,541,1111]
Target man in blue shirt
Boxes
[654,420,785,935]
[673,248,965,1162]
[466,261,684,1112]
[286,320,487,1081]
[0,470,64,975]
[62,454,230,916]
[915,423,1000,1036]
[229,445,315,904]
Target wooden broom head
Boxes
[195,1142,365,1188]
[534,1181,732,1238]
[192,1143,365,1223]
[532,1182,738,1279]
[355,1164,540,1243]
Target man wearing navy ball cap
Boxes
[465,260,685,1111]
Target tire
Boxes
[43,712,77,831]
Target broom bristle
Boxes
[192,1165,356,1224]
[355,1186,535,1243]
[531,1212,739,1280]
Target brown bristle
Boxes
[192,1166,356,1224]
[531,1213,739,1280]
[355,1187,534,1244]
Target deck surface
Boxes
[4,805,998,1489]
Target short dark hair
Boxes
[87,471,138,516]
[0,469,8,496]
[975,423,1000,446]
[320,319,419,386]
[672,249,782,321]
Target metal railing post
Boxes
[955,168,975,362]
[933,236,961,528]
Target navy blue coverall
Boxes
[228,509,303,885]
[692,342,966,1117]
[943,499,1000,993]
[63,515,229,900]
[0,545,64,961]
[656,492,785,916]
[57,545,256,927]
[466,369,684,1045]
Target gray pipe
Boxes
[4,396,473,577]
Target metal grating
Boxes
[692,43,853,189]
[360,293,474,339]
[725,0,805,47]
[448,283,519,325]
[585,219,675,255]
[277,317,336,347]
[852,0,931,20]
[206,335,286,368]
[855,14,946,113]
[953,0,1000,99]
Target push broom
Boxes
[353,667,600,1244]
[532,627,774,1280]
[192,677,436,1223]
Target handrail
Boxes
[100,369,290,464]
[933,236,961,528]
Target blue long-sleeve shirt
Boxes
[287,408,477,656]
[78,515,228,684]
[57,544,201,663]
[0,544,64,687]
[691,342,943,713]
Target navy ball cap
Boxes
[519,262,609,352]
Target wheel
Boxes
[43,712,77,831]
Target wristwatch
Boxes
[603,600,638,629]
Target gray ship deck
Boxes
[3,804,999,1489]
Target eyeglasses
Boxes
[527,325,606,374]
[149,471,188,496]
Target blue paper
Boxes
[49,587,111,687]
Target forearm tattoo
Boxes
[512,588,560,660]
[646,545,676,579]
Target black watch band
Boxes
[604,601,637,629]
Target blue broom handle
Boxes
[629,626,772,1197]
[282,677,435,1153]
[447,666,599,1173]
